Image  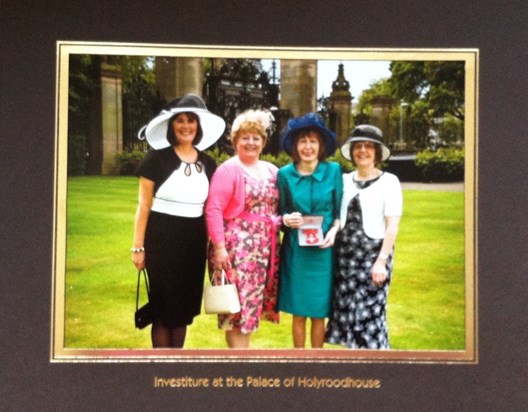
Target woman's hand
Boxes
[320,226,338,249]
[132,251,146,270]
[283,212,303,229]
[214,246,230,270]
[371,258,388,287]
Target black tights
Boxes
[151,321,187,348]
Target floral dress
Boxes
[209,172,280,334]
[325,177,393,349]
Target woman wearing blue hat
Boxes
[277,113,343,348]
[132,94,225,348]
[325,125,402,349]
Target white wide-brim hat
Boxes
[340,124,391,161]
[140,94,226,151]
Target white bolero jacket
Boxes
[339,171,403,239]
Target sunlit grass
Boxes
[63,177,465,350]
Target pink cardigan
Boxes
[206,156,278,244]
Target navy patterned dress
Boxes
[325,176,393,349]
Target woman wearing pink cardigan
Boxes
[206,110,281,348]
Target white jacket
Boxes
[339,171,403,239]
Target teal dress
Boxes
[277,161,343,318]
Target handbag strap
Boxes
[135,269,151,310]
[212,269,229,286]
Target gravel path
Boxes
[401,182,464,191]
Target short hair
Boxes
[291,128,327,163]
[166,112,203,146]
[349,141,383,166]
[230,121,267,148]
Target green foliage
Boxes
[357,78,392,113]
[415,147,464,182]
[68,134,87,176]
[63,177,465,350]
[216,59,264,82]
[205,148,352,172]
[389,61,465,121]
[120,56,160,148]
[389,61,427,102]
[68,55,95,139]
[260,151,291,168]
[327,150,354,173]
[67,55,159,157]
[115,149,147,175]
[438,114,464,144]
[204,147,232,165]
[204,148,292,169]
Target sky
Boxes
[262,60,391,103]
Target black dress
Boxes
[325,176,392,349]
[135,147,216,328]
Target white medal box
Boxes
[298,215,324,246]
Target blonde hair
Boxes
[230,110,274,147]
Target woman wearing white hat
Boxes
[132,94,225,348]
[325,125,403,349]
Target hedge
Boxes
[415,147,464,182]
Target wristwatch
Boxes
[378,252,388,262]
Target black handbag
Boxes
[135,269,154,329]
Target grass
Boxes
[63,176,465,350]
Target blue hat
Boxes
[280,113,337,157]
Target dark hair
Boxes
[349,141,383,166]
[291,128,327,163]
[166,112,203,146]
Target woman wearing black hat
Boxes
[325,125,402,349]
[132,94,225,348]
[277,113,343,348]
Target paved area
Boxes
[401,182,464,191]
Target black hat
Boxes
[340,124,391,161]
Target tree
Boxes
[119,56,160,150]
[389,61,465,121]
[68,54,95,140]
[68,55,159,174]
[216,58,264,82]
[425,62,465,121]
[356,78,392,115]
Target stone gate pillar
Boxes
[329,63,352,145]
[87,62,123,175]
[280,60,317,117]
[155,57,204,102]
[370,95,393,145]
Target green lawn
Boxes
[63,176,465,350]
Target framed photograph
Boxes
[51,42,478,364]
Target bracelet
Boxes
[378,252,388,262]
[131,247,145,253]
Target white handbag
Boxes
[203,270,241,314]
